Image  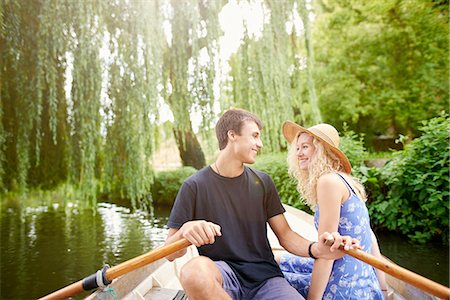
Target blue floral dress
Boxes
[280,174,384,299]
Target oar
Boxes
[341,246,450,299]
[39,238,191,300]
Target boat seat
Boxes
[141,287,187,300]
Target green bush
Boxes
[253,153,312,214]
[339,129,387,206]
[151,167,197,205]
[340,125,368,172]
[368,114,450,244]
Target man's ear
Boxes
[227,130,236,141]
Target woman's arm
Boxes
[371,230,389,298]
[308,258,333,300]
[308,173,347,299]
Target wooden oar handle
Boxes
[343,247,450,299]
[325,237,450,299]
[106,238,191,280]
[39,238,191,300]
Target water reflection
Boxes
[0,200,170,300]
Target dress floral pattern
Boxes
[280,174,384,299]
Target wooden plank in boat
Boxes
[386,273,439,300]
[144,288,187,300]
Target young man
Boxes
[164,109,357,300]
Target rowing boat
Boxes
[85,205,439,300]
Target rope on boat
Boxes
[105,287,118,300]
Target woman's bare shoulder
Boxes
[317,173,347,191]
[317,172,340,184]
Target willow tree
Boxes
[101,0,163,207]
[298,0,321,123]
[162,0,224,169]
[67,1,105,205]
[1,0,163,207]
[1,0,71,193]
[225,0,300,152]
[1,0,228,206]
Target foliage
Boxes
[253,153,312,213]
[151,167,197,206]
[164,0,225,169]
[339,125,368,179]
[225,0,448,151]
[368,114,450,244]
[313,0,449,140]
[224,0,296,152]
[99,0,162,208]
[1,0,225,207]
[2,0,447,212]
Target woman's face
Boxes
[295,133,316,170]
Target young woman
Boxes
[278,121,387,300]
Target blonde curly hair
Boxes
[287,132,367,209]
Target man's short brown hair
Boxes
[215,108,263,150]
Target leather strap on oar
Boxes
[39,238,191,300]
[342,247,450,299]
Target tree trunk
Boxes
[173,127,206,170]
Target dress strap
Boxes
[336,173,356,195]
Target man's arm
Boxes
[268,214,356,260]
[165,228,188,261]
[165,220,222,261]
[268,214,310,256]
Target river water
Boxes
[1,200,448,299]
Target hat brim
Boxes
[282,121,352,174]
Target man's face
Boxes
[231,121,263,164]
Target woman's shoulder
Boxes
[318,172,356,185]
[317,172,348,192]
[317,172,340,184]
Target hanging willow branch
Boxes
[161,0,226,169]
[298,0,322,124]
[101,0,163,208]
[69,1,103,204]
[226,0,295,152]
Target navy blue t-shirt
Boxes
[167,166,285,288]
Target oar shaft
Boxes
[344,248,450,299]
[39,281,84,300]
[39,238,191,300]
[106,238,191,280]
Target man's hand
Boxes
[313,232,360,260]
[179,220,222,247]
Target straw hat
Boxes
[282,121,352,174]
